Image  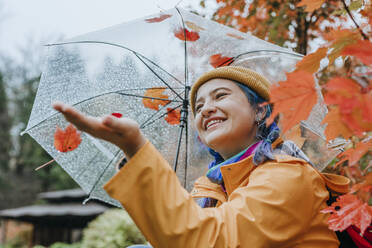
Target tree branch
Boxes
[341,0,368,40]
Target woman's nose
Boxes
[201,102,216,117]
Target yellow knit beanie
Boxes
[190,66,271,113]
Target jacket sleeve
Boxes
[104,141,326,248]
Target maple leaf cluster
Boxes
[203,0,372,236]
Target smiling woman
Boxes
[54,65,350,248]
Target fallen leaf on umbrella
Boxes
[226,33,244,40]
[209,54,234,68]
[145,14,172,23]
[54,124,82,152]
[174,28,200,42]
[267,71,318,134]
[297,0,325,12]
[165,108,181,125]
[143,87,170,111]
[111,113,123,118]
[321,194,372,235]
[185,21,205,32]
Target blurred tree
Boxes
[0,71,11,172]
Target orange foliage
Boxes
[142,87,171,111]
[321,194,372,235]
[342,39,372,66]
[297,0,325,12]
[296,47,328,73]
[322,106,353,140]
[54,124,82,152]
[268,71,318,133]
[336,139,372,167]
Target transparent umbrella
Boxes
[22,8,338,208]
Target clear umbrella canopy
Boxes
[22,8,338,207]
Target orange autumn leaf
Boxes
[342,39,372,66]
[296,47,328,73]
[185,21,205,32]
[174,28,200,42]
[209,54,234,68]
[145,14,172,23]
[336,139,372,167]
[297,0,325,12]
[165,108,181,125]
[142,87,170,111]
[267,71,318,134]
[323,77,372,136]
[323,77,361,105]
[321,194,372,235]
[362,93,372,123]
[322,106,353,140]
[54,124,82,152]
[324,29,360,65]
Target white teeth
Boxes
[206,119,223,129]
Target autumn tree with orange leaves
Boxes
[200,0,372,237]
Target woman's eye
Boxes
[216,92,227,99]
[195,104,203,112]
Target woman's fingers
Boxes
[53,102,111,136]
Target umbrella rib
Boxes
[140,104,182,129]
[175,7,188,86]
[133,53,184,87]
[23,89,181,133]
[132,52,184,100]
[47,40,184,85]
[88,149,122,196]
[117,91,182,102]
[234,49,303,59]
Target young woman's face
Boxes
[193,78,258,159]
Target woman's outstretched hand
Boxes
[53,102,147,159]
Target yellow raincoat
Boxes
[104,141,349,248]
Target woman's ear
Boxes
[255,106,268,123]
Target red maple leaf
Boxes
[209,54,234,68]
[267,71,318,134]
[342,39,372,66]
[54,124,82,152]
[145,14,172,23]
[174,28,200,42]
[321,194,372,235]
[142,87,171,111]
[165,108,181,125]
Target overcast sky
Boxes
[0,0,211,61]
